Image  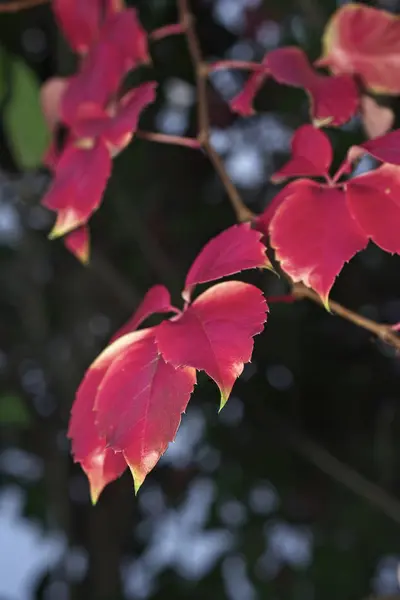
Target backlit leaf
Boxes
[42,139,111,238]
[347,164,400,254]
[318,4,400,94]
[64,226,90,264]
[111,285,176,342]
[156,281,268,409]
[184,223,271,300]
[94,330,196,493]
[271,125,332,183]
[269,179,368,305]
[68,332,143,502]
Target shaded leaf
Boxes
[0,394,31,428]
[267,47,359,126]
[5,57,50,169]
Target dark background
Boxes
[1,0,400,599]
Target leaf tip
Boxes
[312,116,333,128]
[320,293,332,313]
[90,485,102,506]
[129,464,146,495]
[218,388,230,413]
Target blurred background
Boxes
[2,0,400,598]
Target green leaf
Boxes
[4,55,50,170]
[0,394,31,428]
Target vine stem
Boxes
[178,0,400,355]
[178,0,254,223]
[0,0,48,11]
[292,283,400,351]
[136,131,201,149]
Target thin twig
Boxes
[0,0,48,11]
[265,407,400,526]
[292,283,400,351]
[136,130,201,149]
[178,0,400,355]
[178,0,254,223]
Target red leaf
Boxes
[64,225,90,264]
[68,333,142,503]
[346,164,400,254]
[269,179,368,305]
[100,8,149,69]
[40,77,69,132]
[71,103,110,139]
[156,281,268,408]
[111,285,176,342]
[61,9,149,125]
[230,60,268,116]
[105,83,157,151]
[347,129,400,167]
[42,140,111,238]
[69,83,157,152]
[267,47,359,126]
[271,125,332,183]
[318,4,400,94]
[53,0,102,54]
[61,44,125,125]
[94,329,196,492]
[360,95,394,140]
[254,180,302,234]
[183,223,271,301]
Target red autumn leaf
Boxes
[64,225,90,264]
[101,83,157,151]
[183,223,271,301]
[269,179,368,305]
[40,77,69,132]
[68,332,142,503]
[61,9,149,125]
[347,128,400,167]
[111,285,176,342]
[100,9,149,69]
[42,139,111,238]
[346,164,400,254]
[271,125,332,183]
[360,95,394,140]
[230,60,268,116]
[318,4,400,95]
[156,281,268,408]
[94,329,196,492]
[70,82,157,152]
[52,0,122,54]
[61,45,125,125]
[267,47,359,126]
[254,179,301,234]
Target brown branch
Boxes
[0,0,48,11]
[292,283,400,351]
[178,0,400,356]
[264,406,400,526]
[178,0,254,223]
